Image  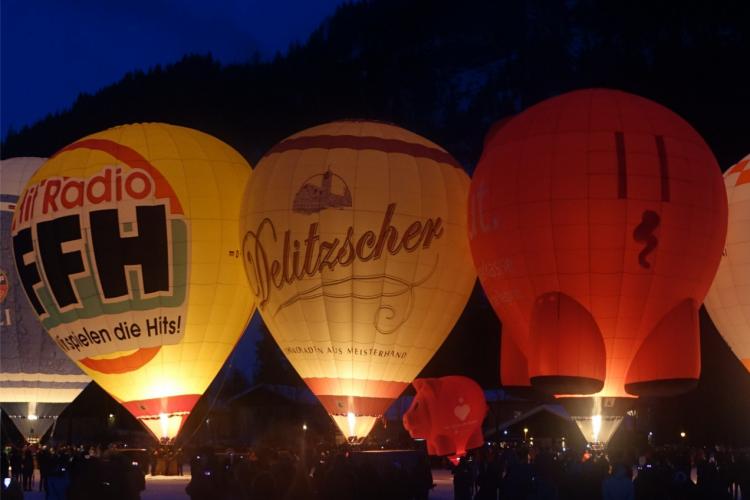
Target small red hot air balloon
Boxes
[403,376,487,463]
[469,89,727,399]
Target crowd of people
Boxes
[149,446,185,476]
[1,440,748,499]
[181,442,750,500]
[451,443,750,500]
[3,445,36,491]
[184,445,434,500]
[1,443,145,500]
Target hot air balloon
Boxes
[705,154,750,372]
[240,120,476,442]
[1,158,90,442]
[403,376,487,464]
[469,89,727,442]
[10,124,255,442]
[479,116,533,395]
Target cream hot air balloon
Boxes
[11,124,255,441]
[705,154,750,371]
[240,120,476,442]
[1,157,90,442]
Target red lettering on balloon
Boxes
[242,203,444,311]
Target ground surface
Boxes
[21,469,456,499]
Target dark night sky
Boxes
[0,0,345,137]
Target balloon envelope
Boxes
[470,89,727,398]
[403,376,487,462]
[240,120,476,441]
[11,124,255,441]
[705,154,750,372]
[1,157,90,441]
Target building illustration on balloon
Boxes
[469,89,728,444]
[292,168,353,214]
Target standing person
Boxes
[9,447,21,482]
[175,448,184,476]
[38,446,50,492]
[602,463,634,500]
[532,450,560,500]
[149,447,157,477]
[69,445,105,499]
[475,448,501,500]
[186,447,223,500]
[453,456,473,500]
[1,447,9,480]
[104,453,144,500]
[502,447,533,500]
[46,451,71,500]
[22,447,34,491]
[412,453,434,500]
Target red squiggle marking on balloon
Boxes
[633,210,661,269]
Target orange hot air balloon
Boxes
[11,124,255,441]
[469,89,727,399]
[240,120,476,442]
[705,154,750,372]
[479,116,530,393]
[403,376,487,463]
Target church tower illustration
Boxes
[293,168,352,214]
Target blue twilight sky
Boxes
[0,0,346,138]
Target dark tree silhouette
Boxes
[3,0,747,168]
[254,321,305,388]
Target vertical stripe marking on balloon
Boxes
[655,135,670,202]
[615,132,627,199]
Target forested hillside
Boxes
[3,0,748,169]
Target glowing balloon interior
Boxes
[470,89,727,399]
[705,154,750,372]
[572,415,623,447]
[11,124,255,441]
[241,120,476,441]
[1,157,91,441]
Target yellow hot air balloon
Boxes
[11,123,254,441]
[705,154,750,372]
[240,120,476,441]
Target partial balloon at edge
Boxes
[705,154,750,372]
[1,157,90,442]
